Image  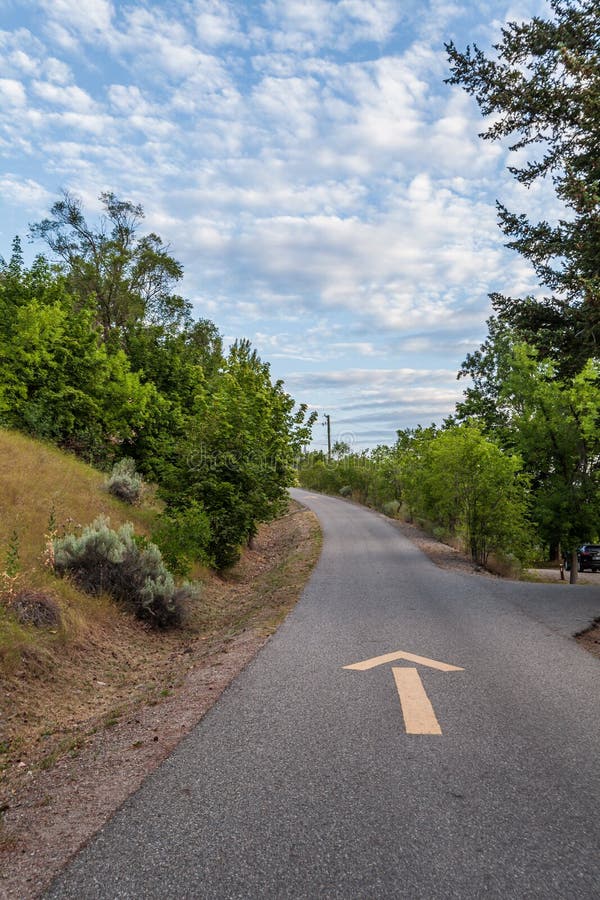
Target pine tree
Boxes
[447,0,600,369]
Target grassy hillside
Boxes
[0,429,163,670]
[0,429,320,807]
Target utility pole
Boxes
[324,413,331,462]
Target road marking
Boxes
[343,649,464,735]
[392,667,442,735]
[343,650,464,672]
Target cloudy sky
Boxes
[0,0,551,450]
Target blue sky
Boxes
[0,0,552,450]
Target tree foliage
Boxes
[408,425,529,566]
[299,425,530,567]
[0,243,158,458]
[500,345,600,570]
[162,339,316,568]
[446,3,600,575]
[447,0,600,366]
[30,191,189,341]
[2,191,316,572]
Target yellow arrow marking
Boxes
[343,650,463,672]
[392,667,442,735]
[343,649,464,735]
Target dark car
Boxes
[564,544,600,572]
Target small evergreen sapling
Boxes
[1,530,21,603]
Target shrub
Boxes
[107,458,142,504]
[152,502,212,576]
[381,500,400,517]
[53,516,192,627]
[487,550,524,579]
[11,589,62,628]
[339,485,352,498]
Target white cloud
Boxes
[42,21,81,52]
[263,0,404,53]
[193,0,246,47]
[40,0,114,38]
[0,0,562,445]
[251,74,320,141]
[0,175,52,210]
[0,77,27,106]
[32,80,95,112]
[339,0,403,42]
[219,173,511,332]
[51,111,112,135]
[8,50,38,76]
[44,57,72,84]
[286,366,467,447]
[288,367,457,388]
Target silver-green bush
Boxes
[107,458,142,504]
[53,516,194,627]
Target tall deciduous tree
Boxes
[30,191,190,341]
[161,339,317,569]
[402,424,530,566]
[0,248,159,459]
[447,0,600,368]
[500,344,600,581]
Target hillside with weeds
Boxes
[0,187,320,843]
[0,429,166,670]
[0,428,320,805]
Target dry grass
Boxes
[0,429,162,673]
[0,500,320,900]
[0,429,159,561]
[0,429,183,777]
[576,620,600,659]
[0,429,321,826]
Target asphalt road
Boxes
[47,489,600,899]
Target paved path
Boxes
[47,489,600,899]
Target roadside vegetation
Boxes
[0,190,318,767]
[0,428,320,797]
[0,191,316,583]
[299,426,531,577]
[301,0,600,581]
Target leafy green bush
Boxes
[107,458,142,504]
[381,500,400,517]
[152,502,211,576]
[53,516,193,627]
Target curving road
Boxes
[47,489,600,899]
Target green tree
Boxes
[447,0,600,368]
[394,426,438,523]
[0,249,159,461]
[332,440,351,459]
[162,340,316,568]
[415,425,530,566]
[500,344,600,581]
[2,217,316,572]
[452,317,517,441]
[30,191,190,342]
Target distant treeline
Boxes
[0,191,315,569]
[299,367,600,572]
